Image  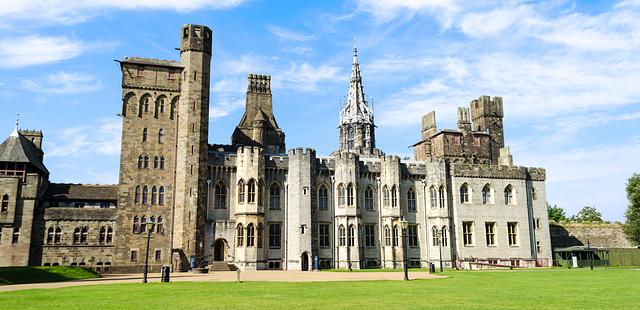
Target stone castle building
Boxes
[0,24,552,271]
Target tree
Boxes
[623,174,640,245]
[547,204,567,222]
[571,206,603,223]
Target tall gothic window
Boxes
[482,184,492,204]
[153,156,159,169]
[133,216,139,233]
[158,129,164,144]
[257,223,263,248]
[337,184,346,206]
[269,183,280,210]
[99,226,107,244]
[55,227,62,244]
[391,185,398,208]
[158,186,165,205]
[318,185,329,210]
[432,226,440,246]
[347,183,354,206]
[430,186,438,208]
[246,223,255,247]
[247,179,256,203]
[439,186,446,208]
[73,227,81,244]
[237,179,245,203]
[348,225,355,247]
[407,187,416,212]
[383,186,390,207]
[47,227,54,244]
[392,225,399,247]
[364,186,374,210]
[160,156,165,169]
[441,226,448,247]
[1,194,8,213]
[150,186,157,205]
[384,225,391,246]
[144,155,149,168]
[142,128,148,142]
[338,225,346,246]
[460,183,470,203]
[134,186,140,204]
[142,186,149,204]
[236,224,244,247]
[107,226,114,243]
[138,155,143,169]
[80,226,88,244]
[214,182,227,209]
[504,185,513,205]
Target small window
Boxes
[158,129,164,144]
[257,223,263,248]
[151,186,157,204]
[407,187,416,212]
[142,186,149,204]
[463,221,474,246]
[157,216,164,234]
[482,184,492,204]
[504,185,513,205]
[268,223,281,248]
[460,184,470,203]
[133,216,139,234]
[508,222,519,246]
[159,187,165,205]
[318,185,329,210]
[364,186,374,210]
[1,194,9,213]
[269,183,281,210]
[135,186,141,204]
[155,250,162,261]
[142,128,148,142]
[131,250,138,262]
[144,155,149,169]
[432,226,439,246]
[160,156,165,170]
[153,156,159,169]
[485,222,496,246]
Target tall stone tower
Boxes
[173,24,212,269]
[470,96,504,164]
[114,24,211,272]
[338,47,379,157]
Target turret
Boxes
[470,96,504,164]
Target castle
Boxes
[0,24,552,272]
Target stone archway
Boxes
[213,239,227,262]
[301,252,310,271]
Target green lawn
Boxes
[1,268,638,309]
[0,267,99,285]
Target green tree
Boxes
[547,204,567,222]
[571,206,603,223]
[623,173,640,245]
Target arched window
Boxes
[237,179,245,203]
[407,187,416,212]
[482,184,492,204]
[348,225,355,246]
[159,186,165,205]
[154,156,159,169]
[142,128,148,142]
[430,186,438,208]
[158,129,164,144]
[246,223,255,247]
[144,155,149,168]
[73,227,81,244]
[347,183,354,206]
[384,225,391,246]
[338,225,346,246]
[318,185,328,210]
[133,216,139,234]
[134,186,140,204]
[247,179,256,203]
[149,216,156,232]
[269,183,280,210]
[138,156,143,169]
[81,226,88,244]
[159,98,165,114]
[107,227,113,243]
[337,184,346,206]
[432,226,440,246]
[441,226,448,247]
[54,227,62,244]
[151,186,157,204]
[99,226,106,244]
[1,194,8,213]
[383,186,390,207]
[47,227,54,244]
[257,223,263,248]
[141,216,147,233]
[391,185,398,208]
[160,156,165,169]
[460,183,470,203]
[504,185,513,205]
[156,217,163,234]
[143,96,149,113]
[439,186,446,208]
[214,182,227,209]
[236,224,244,247]
[364,186,374,210]
[142,186,149,204]
[392,225,399,247]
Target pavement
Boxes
[0,271,445,292]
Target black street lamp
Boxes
[401,217,409,281]
[142,220,154,283]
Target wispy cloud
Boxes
[47,119,121,158]
[21,71,102,94]
[355,0,460,26]
[267,25,317,42]
[0,36,86,68]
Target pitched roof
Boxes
[44,183,118,201]
[0,131,48,175]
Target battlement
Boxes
[381,155,400,162]
[288,147,316,157]
[451,163,546,181]
[334,150,359,160]
[180,24,212,55]
[247,73,271,94]
[470,95,504,119]
[237,146,263,155]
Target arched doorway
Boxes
[301,252,310,271]
[213,239,227,262]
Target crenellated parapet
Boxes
[247,73,271,94]
[451,163,546,181]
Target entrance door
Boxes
[301,253,309,271]
[214,239,226,261]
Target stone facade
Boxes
[550,222,637,249]
[0,24,554,271]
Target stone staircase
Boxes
[209,261,238,271]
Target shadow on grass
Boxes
[0,266,99,285]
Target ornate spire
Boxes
[10,113,19,137]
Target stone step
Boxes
[209,262,237,271]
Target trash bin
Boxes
[429,263,436,273]
[161,265,171,283]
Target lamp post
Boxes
[401,217,409,281]
[437,229,443,272]
[143,220,154,283]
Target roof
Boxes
[44,183,118,201]
[120,57,183,68]
[0,131,48,174]
[554,246,608,252]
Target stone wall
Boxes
[550,222,637,249]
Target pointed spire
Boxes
[10,113,19,137]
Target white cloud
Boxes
[0,36,85,68]
[0,0,248,25]
[458,6,530,38]
[47,119,121,158]
[210,78,246,119]
[267,25,317,42]
[274,62,341,92]
[355,0,460,26]
[21,71,101,94]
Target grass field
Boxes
[0,268,638,309]
[0,267,99,285]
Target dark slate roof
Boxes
[44,183,118,201]
[120,57,183,68]
[0,131,48,174]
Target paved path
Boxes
[0,271,445,292]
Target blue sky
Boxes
[0,0,639,221]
